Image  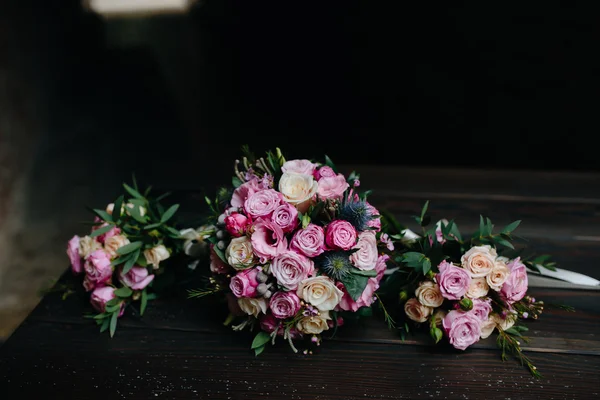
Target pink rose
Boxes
[436,260,470,300]
[281,159,316,175]
[317,174,350,200]
[210,245,231,274]
[375,254,390,281]
[366,202,381,232]
[442,310,482,350]
[90,286,124,316]
[336,277,379,312]
[290,223,325,257]
[67,235,82,274]
[229,268,260,298]
[314,166,336,180]
[429,228,446,246]
[97,225,122,244]
[225,212,251,237]
[243,189,283,219]
[259,313,282,333]
[270,251,315,290]
[271,203,299,233]
[83,249,113,291]
[471,298,492,322]
[349,231,378,271]
[269,291,301,319]
[501,257,529,303]
[230,178,262,208]
[119,266,154,290]
[325,220,357,250]
[251,218,288,262]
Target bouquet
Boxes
[378,201,570,377]
[65,179,187,337]
[188,146,396,355]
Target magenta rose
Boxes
[270,250,315,290]
[251,218,288,262]
[97,225,122,244]
[281,159,316,175]
[119,266,154,290]
[230,178,262,208]
[83,249,113,291]
[290,223,325,257]
[269,291,301,319]
[336,277,379,312]
[325,220,358,250]
[271,202,299,233]
[366,202,382,232]
[317,173,350,200]
[243,189,283,219]
[375,254,390,281]
[314,165,337,180]
[90,286,124,316]
[471,298,492,321]
[259,313,282,333]
[501,257,529,303]
[229,268,260,298]
[67,235,83,274]
[225,212,251,237]
[210,245,231,274]
[436,260,470,300]
[442,310,482,350]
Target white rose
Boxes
[144,244,170,269]
[461,245,497,278]
[415,281,444,308]
[104,234,130,258]
[466,277,490,298]
[486,260,510,291]
[349,231,378,271]
[480,316,497,339]
[404,298,433,323]
[296,276,343,311]
[238,297,268,318]
[278,172,319,213]
[225,236,256,270]
[296,311,331,335]
[79,235,102,259]
[494,312,517,331]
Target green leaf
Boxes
[358,307,373,317]
[422,258,432,275]
[123,183,144,200]
[127,203,147,223]
[93,312,109,320]
[100,318,110,333]
[105,304,121,313]
[495,237,514,249]
[532,254,552,264]
[109,311,118,338]
[232,176,243,188]
[251,331,271,349]
[140,289,148,316]
[116,241,143,256]
[430,327,443,344]
[143,222,163,230]
[122,249,139,274]
[112,195,124,222]
[92,209,113,223]
[160,204,180,223]
[106,298,121,307]
[324,155,337,172]
[89,223,114,238]
[110,252,134,267]
[339,273,369,301]
[502,220,521,234]
[504,327,522,337]
[349,268,378,277]
[420,200,429,221]
[254,345,266,357]
[136,252,148,267]
[114,287,133,298]
[478,215,485,236]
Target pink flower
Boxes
[366,202,381,232]
[471,298,492,321]
[83,249,113,291]
[314,166,337,180]
[259,313,282,333]
[436,260,470,300]
[375,254,390,281]
[97,226,122,244]
[67,235,83,274]
[230,178,262,209]
[281,159,317,175]
[243,189,283,219]
[270,251,315,290]
[350,231,379,271]
[428,228,446,246]
[251,218,288,262]
[442,310,482,350]
[210,245,231,274]
[225,212,251,237]
[336,277,379,312]
[119,266,154,290]
[325,220,357,250]
[501,257,529,303]
[317,174,350,200]
[229,268,260,298]
[290,223,325,257]
[271,203,299,233]
[379,232,394,251]
[269,291,301,319]
[90,286,124,316]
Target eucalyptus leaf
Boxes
[114,286,133,298]
[251,331,271,349]
[254,345,266,357]
[160,204,180,223]
[140,289,148,316]
[112,195,124,222]
[349,268,378,277]
[340,273,369,301]
[109,311,118,338]
[93,209,113,223]
[324,154,337,172]
[123,183,144,200]
[89,223,114,238]
[502,220,521,234]
[122,249,139,274]
[116,241,143,256]
[100,318,110,333]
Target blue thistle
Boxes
[338,199,374,231]
[315,250,355,281]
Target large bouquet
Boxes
[65,179,187,337]
[378,202,569,377]
[188,147,396,355]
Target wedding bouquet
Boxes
[378,202,566,377]
[65,179,186,337]
[188,146,396,355]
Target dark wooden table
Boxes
[1,166,599,399]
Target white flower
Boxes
[238,297,268,318]
[104,234,130,258]
[461,245,497,278]
[278,172,318,213]
[466,277,490,299]
[415,281,444,308]
[296,311,331,335]
[296,276,343,311]
[480,316,497,339]
[404,298,433,323]
[79,235,102,259]
[487,260,510,291]
[179,225,216,259]
[494,312,517,331]
[225,236,256,270]
[144,244,170,269]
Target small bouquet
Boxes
[379,201,565,377]
[188,146,395,355]
[65,179,187,337]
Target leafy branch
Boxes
[496,325,542,378]
[375,293,396,330]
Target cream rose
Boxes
[296,311,331,335]
[278,172,319,213]
[487,260,510,291]
[79,235,102,259]
[461,245,497,278]
[225,236,256,270]
[144,244,170,269]
[415,281,444,308]
[404,298,433,323]
[480,316,497,339]
[296,276,343,311]
[466,277,490,298]
[494,312,517,331]
[238,297,268,318]
[104,234,130,258]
